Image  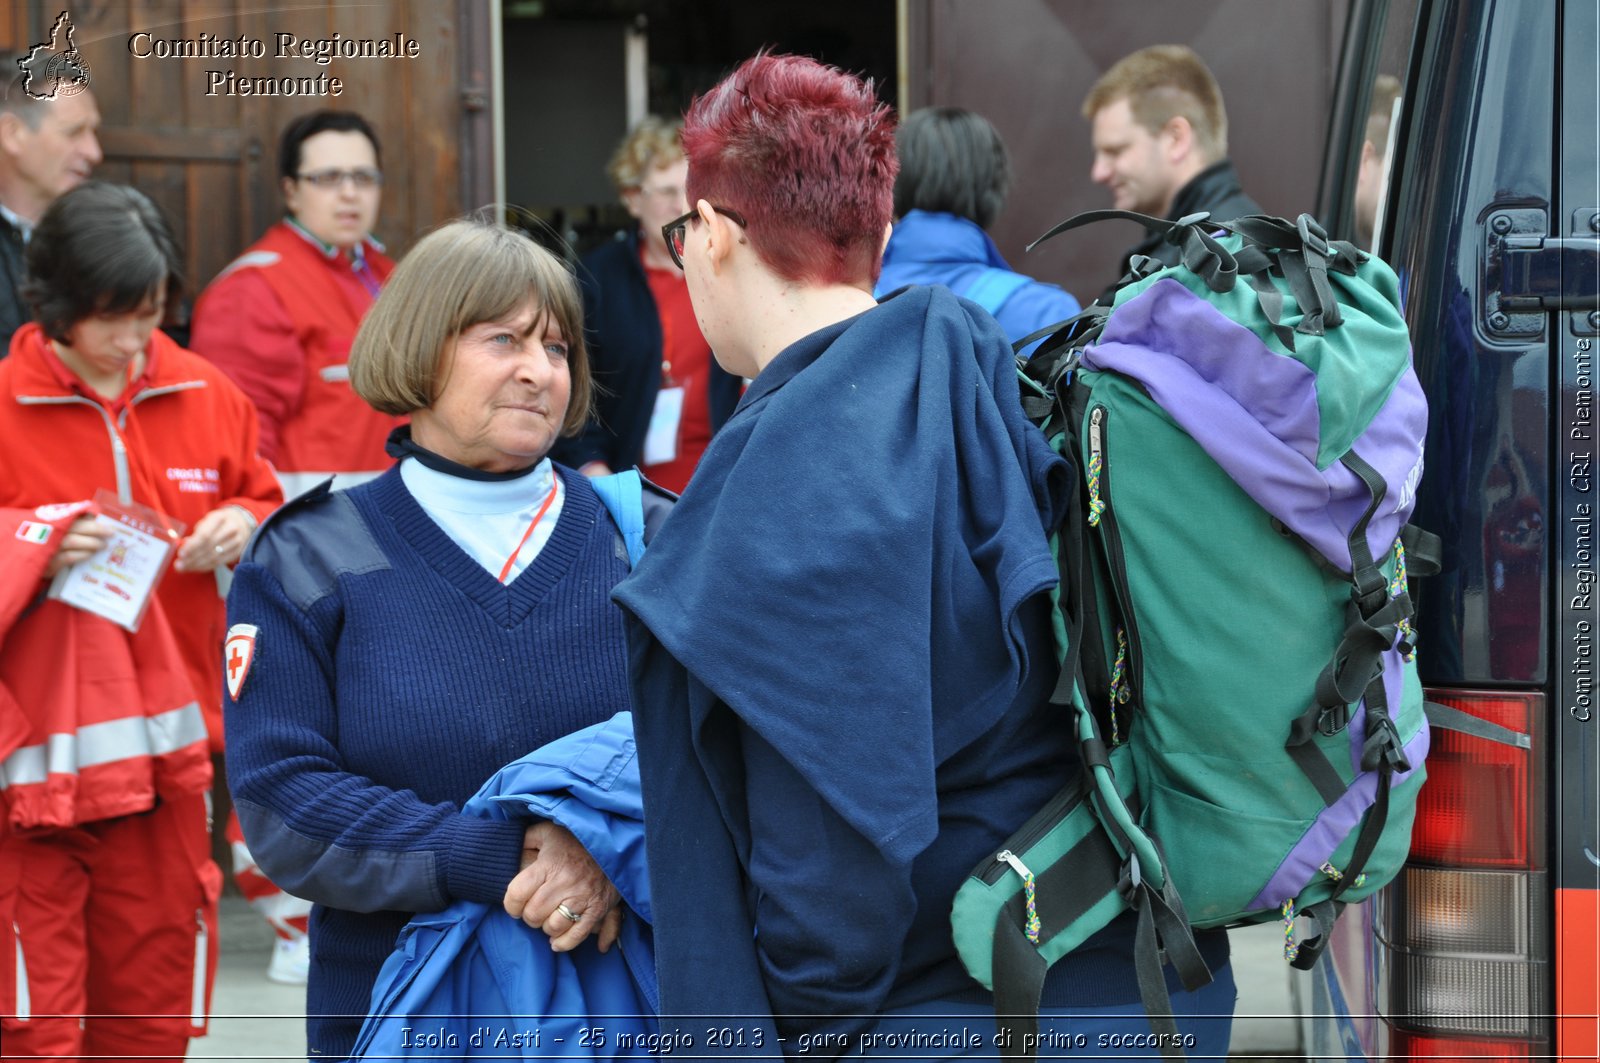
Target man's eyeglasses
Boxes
[297,168,383,191]
[662,206,747,270]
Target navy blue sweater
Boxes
[223,466,631,1060]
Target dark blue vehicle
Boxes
[1297,0,1599,1059]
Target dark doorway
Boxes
[501,0,897,260]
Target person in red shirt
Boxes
[190,110,397,499]
[552,117,742,493]
[0,181,282,1062]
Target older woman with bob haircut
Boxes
[613,54,1234,1056]
[223,220,636,1061]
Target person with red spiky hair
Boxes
[614,53,1235,1058]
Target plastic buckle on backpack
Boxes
[1297,214,1331,259]
[1174,211,1213,229]
[1350,566,1389,618]
[1317,704,1351,737]
[1362,715,1411,773]
[1117,854,1144,907]
[1126,255,1163,282]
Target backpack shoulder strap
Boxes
[590,470,677,568]
[590,470,648,568]
[960,267,1033,317]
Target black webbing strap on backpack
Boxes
[1026,210,1368,358]
[988,804,1212,1061]
[1028,209,1242,300]
[1286,898,1342,972]
[990,795,1120,1058]
[1424,700,1531,747]
[1283,451,1440,946]
[996,355,1132,1060]
[1016,307,1109,430]
[1285,452,1392,801]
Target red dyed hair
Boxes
[682,53,898,288]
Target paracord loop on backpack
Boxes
[1389,541,1417,662]
[1086,451,1107,527]
[1318,861,1367,889]
[1108,626,1130,746]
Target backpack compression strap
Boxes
[1283,453,1442,939]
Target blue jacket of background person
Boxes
[874,210,1080,355]
[349,712,657,1060]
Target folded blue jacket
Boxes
[350,712,658,1059]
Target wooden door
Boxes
[2,0,493,316]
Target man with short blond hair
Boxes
[1083,44,1259,291]
[0,50,102,355]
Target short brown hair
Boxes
[605,116,684,194]
[349,221,590,434]
[1083,45,1228,163]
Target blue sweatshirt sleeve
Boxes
[223,559,525,913]
[737,718,914,1046]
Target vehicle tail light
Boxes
[1375,689,1550,1058]
[1389,1029,1535,1059]
[1408,691,1542,868]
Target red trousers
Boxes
[0,792,220,1062]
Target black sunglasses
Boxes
[662,206,748,269]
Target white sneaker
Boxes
[266,935,309,985]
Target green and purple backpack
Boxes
[951,210,1442,1059]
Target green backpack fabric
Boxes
[950,210,1441,1059]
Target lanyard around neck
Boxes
[497,477,561,583]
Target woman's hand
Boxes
[503,821,623,953]
[44,515,113,578]
[174,505,257,573]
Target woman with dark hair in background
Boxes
[0,181,281,1062]
[876,106,1079,351]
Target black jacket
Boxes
[1103,159,1263,303]
[0,213,28,358]
[552,229,742,472]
